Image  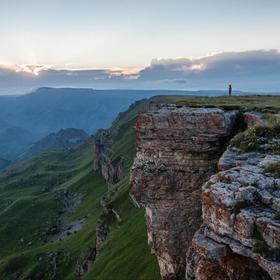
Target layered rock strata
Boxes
[187,147,280,280]
[93,129,125,187]
[130,105,237,279]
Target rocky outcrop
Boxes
[93,129,125,187]
[96,223,109,252]
[244,112,268,128]
[76,247,97,278]
[187,147,280,279]
[130,105,238,279]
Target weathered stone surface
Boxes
[130,105,237,279]
[96,223,109,252]
[244,111,268,128]
[93,129,125,187]
[188,146,280,280]
[186,238,272,280]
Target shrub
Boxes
[252,240,267,254]
[272,142,280,155]
[264,162,280,178]
[275,212,280,221]
[233,200,250,214]
[204,181,214,189]
[231,123,280,153]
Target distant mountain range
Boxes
[0,86,275,164]
[0,158,10,169]
[19,128,89,160]
[0,87,188,162]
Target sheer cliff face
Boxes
[93,130,124,187]
[130,105,237,279]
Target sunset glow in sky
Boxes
[1,0,280,69]
[1,0,280,94]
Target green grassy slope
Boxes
[0,99,160,280]
[0,138,108,279]
[152,95,280,112]
[86,99,160,280]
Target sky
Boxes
[0,0,280,94]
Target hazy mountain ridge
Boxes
[0,126,36,162]
[19,128,89,160]
[0,87,154,162]
[0,158,10,169]
[0,87,238,162]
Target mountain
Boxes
[0,126,36,161]
[19,128,89,160]
[0,87,193,162]
[0,158,10,169]
[0,95,279,279]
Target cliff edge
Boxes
[130,104,238,279]
[130,104,280,280]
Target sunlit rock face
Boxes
[187,147,280,280]
[130,105,237,279]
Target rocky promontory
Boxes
[130,104,280,279]
[130,105,238,279]
[187,144,280,279]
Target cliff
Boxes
[130,104,238,279]
[93,100,148,187]
[187,120,280,279]
[93,129,125,187]
[130,104,280,280]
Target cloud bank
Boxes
[1,50,280,95]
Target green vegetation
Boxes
[233,200,250,215]
[252,234,280,260]
[1,95,280,279]
[264,162,280,178]
[152,95,280,113]
[86,177,160,280]
[0,99,159,280]
[231,121,280,153]
[0,137,109,279]
[252,240,267,254]
[204,181,214,190]
[275,212,280,221]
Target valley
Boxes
[0,95,279,279]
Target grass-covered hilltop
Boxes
[0,95,279,280]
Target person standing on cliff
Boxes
[228,84,232,96]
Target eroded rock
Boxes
[130,105,237,279]
[188,147,280,280]
[93,129,125,187]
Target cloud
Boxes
[1,50,280,94]
[137,49,280,90]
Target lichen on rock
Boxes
[188,142,280,279]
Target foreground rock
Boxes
[130,105,237,279]
[187,148,280,280]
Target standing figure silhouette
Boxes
[229,84,232,96]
